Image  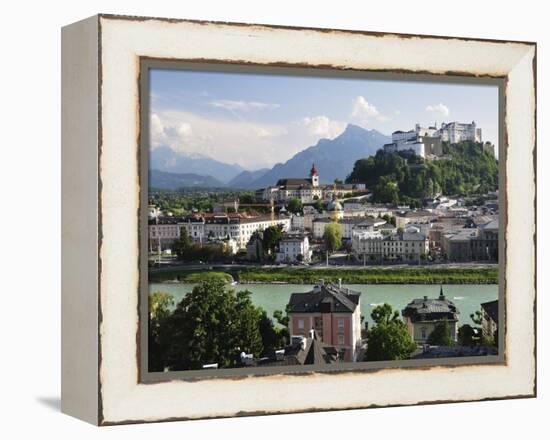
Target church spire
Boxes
[310,163,318,177]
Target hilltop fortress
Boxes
[384,121,494,159]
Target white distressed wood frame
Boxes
[61,14,536,425]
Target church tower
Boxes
[310,163,319,187]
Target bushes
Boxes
[150,270,233,283]
[150,267,498,285]
[236,267,498,284]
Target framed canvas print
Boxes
[61,14,536,425]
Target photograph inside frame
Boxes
[143,63,503,375]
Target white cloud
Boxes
[176,122,193,137]
[350,96,391,126]
[150,114,194,150]
[150,113,166,148]
[209,99,280,112]
[254,127,278,139]
[425,103,450,117]
[149,110,349,169]
[351,96,380,119]
[301,116,346,139]
[150,110,292,168]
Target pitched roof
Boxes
[481,300,499,323]
[284,338,340,365]
[288,283,360,314]
[402,289,459,322]
[398,210,434,218]
[148,216,186,225]
[255,338,341,366]
[479,219,499,231]
[276,178,313,188]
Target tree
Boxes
[273,307,289,327]
[470,310,483,326]
[234,290,264,357]
[381,214,396,227]
[365,304,416,361]
[149,281,286,372]
[427,318,455,346]
[345,142,499,205]
[334,178,343,184]
[313,199,324,212]
[258,310,288,356]
[148,292,175,371]
[373,176,399,204]
[457,324,476,346]
[163,280,267,370]
[371,303,401,325]
[239,192,256,204]
[262,225,284,254]
[323,222,342,253]
[287,197,303,214]
[149,291,175,321]
[173,227,192,259]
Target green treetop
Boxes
[346,142,499,205]
[323,222,342,253]
[365,303,416,361]
[262,225,284,254]
[155,280,283,371]
[287,197,303,214]
[426,318,455,346]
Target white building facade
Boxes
[276,234,312,263]
[383,121,482,159]
[439,121,482,143]
[352,226,429,262]
[256,163,361,203]
[150,214,291,251]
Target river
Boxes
[149,282,498,327]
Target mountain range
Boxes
[246,124,390,188]
[150,146,245,183]
[149,169,225,190]
[227,168,271,188]
[149,124,391,190]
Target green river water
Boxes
[149,283,498,327]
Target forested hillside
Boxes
[346,141,498,207]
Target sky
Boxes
[149,68,499,170]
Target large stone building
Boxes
[394,210,435,229]
[441,219,498,262]
[351,225,429,263]
[402,287,460,343]
[287,281,362,362]
[255,164,364,204]
[312,216,386,240]
[149,212,291,251]
[438,121,482,143]
[148,216,184,251]
[383,121,483,159]
[276,232,312,263]
[480,300,499,339]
